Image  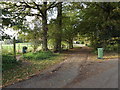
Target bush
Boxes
[23,51,57,60]
[81,41,84,44]
[105,44,118,52]
[2,55,20,71]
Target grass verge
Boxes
[89,52,118,61]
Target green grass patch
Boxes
[22,51,57,60]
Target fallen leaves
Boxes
[2,54,66,87]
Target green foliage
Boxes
[81,41,84,44]
[77,2,120,49]
[23,51,58,60]
[105,44,118,52]
[62,13,79,42]
[2,55,20,71]
[61,41,68,49]
[1,2,120,52]
[18,19,43,52]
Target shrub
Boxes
[2,55,20,71]
[81,41,84,44]
[23,51,57,60]
[105,44,118,52]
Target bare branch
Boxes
[27,13,42,17]
[33,1,44,16]
[33,1,42,7]
[15,12,42,17]
[23,1,37,9]
[15,1,43,17]
[46,2,59,10]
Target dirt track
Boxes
[6,46,118,88]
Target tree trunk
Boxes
[68,38,73,49]
[54,2,62,53]
[42,2,48,51]
[13,37,16,60]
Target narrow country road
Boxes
[6,46,118,88]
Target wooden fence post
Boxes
[13,37,16,60]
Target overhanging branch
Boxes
[46,2,59,10]
[15,12,42,17]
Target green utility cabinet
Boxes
[97,48,103,59]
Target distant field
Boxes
[2,43,85,55]
[2,43,42,54]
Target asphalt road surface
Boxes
[65,59,118,88]
[6,46,118,88]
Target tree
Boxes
[19,19,43,52]
[0,1,59,51]
[62,3,80,49]
[62,16,79,49]
[77,2,120,50]
[54,2,62,52]
[0,3,19,60]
